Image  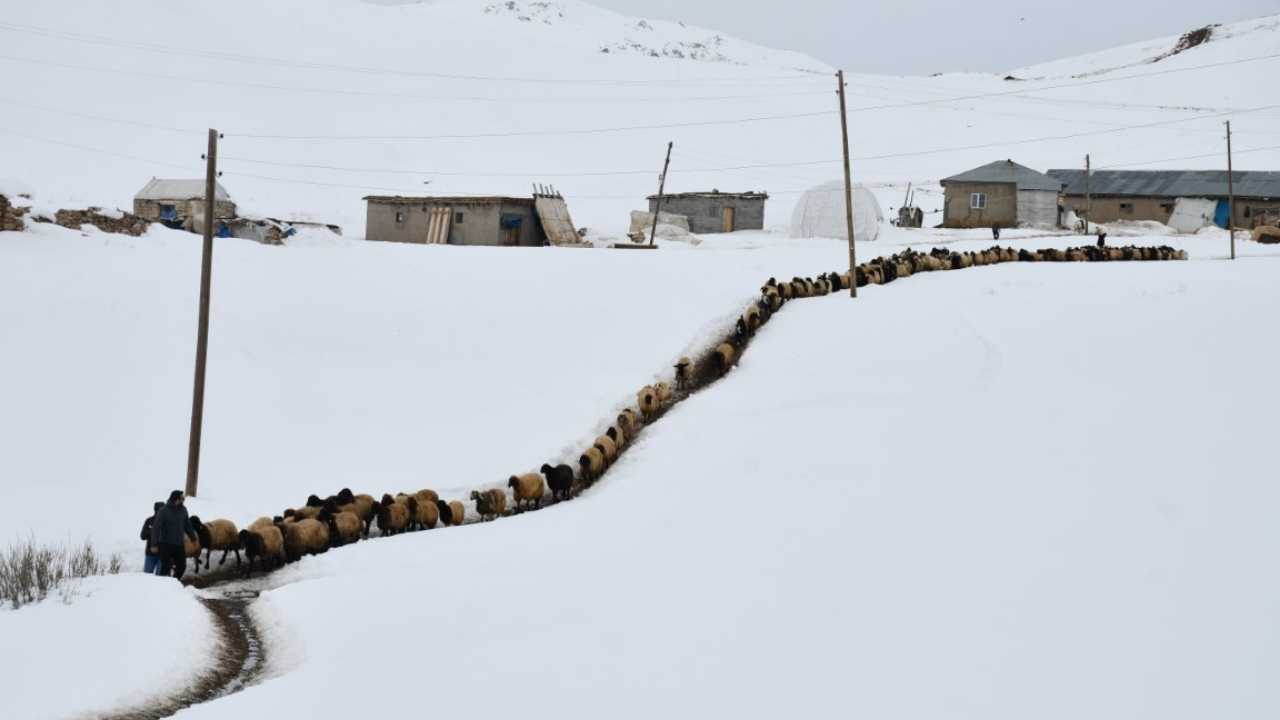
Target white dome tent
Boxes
[789,181,883,242]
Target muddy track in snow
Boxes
[103,244,1183,717]
[97,590,264,720]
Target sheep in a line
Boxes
[238,524,285,576]
[638,385,660,420]
[376,495,410,536]
[579,446,605,485]
[471,488,507,521]
[439,499,466,526]
[190,516,241,571]
[508,473,546,511]
[325,509,364,546]
[542,463,575,502]
[281,517,330,562]
[713,342,736,375]
[594,434,618,465]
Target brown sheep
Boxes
[238,525,284,576]
[190,517,240,570]
[182,533,202,572]
[655,382,673,403]
[407,496,439,531]
[293,505,324,521]
[638,385,659,420]
[618,407,640,436]
[376,500,410,536]
[282,518,330,562]
[471,488,508,521]
[579,446,605,484]
[248,516,275,532]
[595,434,618,464]
[714,342,736,375]
[606,424,627,450]
[335,489,377,536]
[326,510,363,546]
[447,500,465,526]
[508,473,546,511]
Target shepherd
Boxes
[139,501,164,575]
[150,490,198,580]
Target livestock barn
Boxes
[1047,169,1280,229]
[364,191,581,247]
[648,191,767,234]
[133,178,236,229]
[941,160,1063,229]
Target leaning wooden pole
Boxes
[1226,120,1236,260]
[186,128,218,498]
[648,141,673,247]
[837,70,857,298]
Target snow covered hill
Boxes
[1,1,1278,231]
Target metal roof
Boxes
[363,195,534,206]
[941,160,1063,192]
[135,178,231,202]
[1047,169,1280,199]
[647,191,768,201]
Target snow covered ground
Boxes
[0,574,214,720]
[161,244,1280,720]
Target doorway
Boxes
[721,206,735,233]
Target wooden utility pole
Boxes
[185,128,218,498]
[648,141,673,247]
[836,70,857,298]
[1084,154,1092,234]
[1226,120,1236,260]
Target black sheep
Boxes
[436,499,454,526]
[541,463,575,501]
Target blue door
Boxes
[1214,200,1231,228]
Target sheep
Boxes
[508,473,546,511]
[579,446,605,484]
[471,489,507,521]
[182,533,202,572]
[430,498,466,526]
[674,357,692,391]
[745,304,762,332]
[713,342,736,375]
[595,434,618,464]
[618,407,640,436]
[638,385,659,420]
[375,498,410,536]
[293,504,324,521]
[282,517,330,562]
[541,463,575,501]
[406,495,440,531]
[238,525,285,576]
[335,489,377,536]
[189,516,241,570]
[326,510,364,546]
[655,381,673,404]
[248,516,275,532]
[606,424,627,451]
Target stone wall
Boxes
[54,207,150,236]
[1,194,28,232]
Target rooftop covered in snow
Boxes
[134,178,231,202]
[1047,169,1280,199]
[941,160,1063,192]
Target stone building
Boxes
[647,191,767,234]
[1047,169,1280,229]
[941,160,1062,229]
[133,178,236,228]
[364,196,549,246]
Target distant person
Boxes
[1097,230,1108,248]
[150,490,197,580]
[140,501,164,575]
[991,222,1001,241]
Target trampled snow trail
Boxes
[97,592,265,720]
[91,243,1186,718]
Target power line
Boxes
[1095,143,1280,170]
[228,110,838,141]
[0,125,196,170]
[0,97,204,134]
[0,21,826,87]
[0,53,830,104]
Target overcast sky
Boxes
[588,0,1280,74]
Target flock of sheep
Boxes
[181,243,1185,582]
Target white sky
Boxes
[586,0,1280,74]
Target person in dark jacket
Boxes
[150,490,197,579]
[140,501,164,575]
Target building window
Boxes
[1120,202,1134,214]
[1244,206,1252,218]
[1160,203,1175,213]
[159,204,177,221]
[394,211,405,224]
[969,193,986,210]
[455,212,464,224]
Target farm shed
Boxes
[941,160,1063,229]
[364,192,582,247]
[1047,169,1280,229]
[133,178,235,229]
[648,191,767,234]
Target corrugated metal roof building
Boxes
[133,177,236,227]
[940,160,1063,229]
[1046,169,1280,228]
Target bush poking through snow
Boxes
[0,538,122,609]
